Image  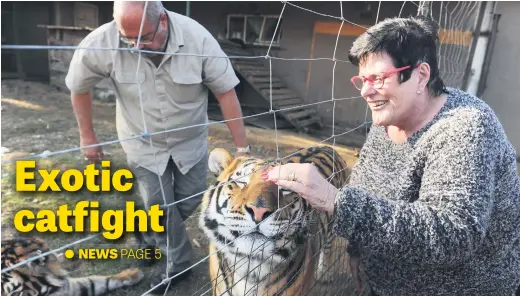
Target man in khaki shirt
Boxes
[66,1,249,293]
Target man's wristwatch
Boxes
[236,145,251,153]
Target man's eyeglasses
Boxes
[350,65,417,90]
[120,14,162,45]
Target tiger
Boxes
[1,236,144,296]
[199,145,365,296]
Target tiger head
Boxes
[199,148,313,263]
[1,236,66,277]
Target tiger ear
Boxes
[208,148,233,175]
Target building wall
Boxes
[2,1,52,81]
[187,1,453,135]
[47,28,89,90]
[42,1,482,144]
[45,27,116,101]
[53,1,114,27]
[481,1,520,160]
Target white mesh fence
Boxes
[1,1,480,295]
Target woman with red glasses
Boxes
[265,16,520,296]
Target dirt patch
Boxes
[1,79,361,295]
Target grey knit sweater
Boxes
[333,87,520,295]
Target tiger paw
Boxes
[111,267,145,286]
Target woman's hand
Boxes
[263,163,339,213]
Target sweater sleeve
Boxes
[333,110,499,267]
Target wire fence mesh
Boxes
[1,1,481,295]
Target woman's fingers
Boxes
[264,165,285,181]
[274,179,307,195]
[263,163,337,214]
[264,163,308,182]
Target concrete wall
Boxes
[45,27,116,101]
[53,1,114,27]
[481,1,520,160]
[47,28,88,90]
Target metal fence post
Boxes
[461,1,488,92]
[417,1,431,16]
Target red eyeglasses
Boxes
[350,65,414,90]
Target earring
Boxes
[416,90,421,94]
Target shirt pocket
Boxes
[114,70,148,103]
[169,57,204,104]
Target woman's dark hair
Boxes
[348,16,445,96]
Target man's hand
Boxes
[80,135,103,162]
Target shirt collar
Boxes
[164,10,184,54]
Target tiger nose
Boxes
[245,204,273,223]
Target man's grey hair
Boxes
[113,1,164,25]
[144,1,164,24]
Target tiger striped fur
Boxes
[1,236,144,296]
[199,145,356,296]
